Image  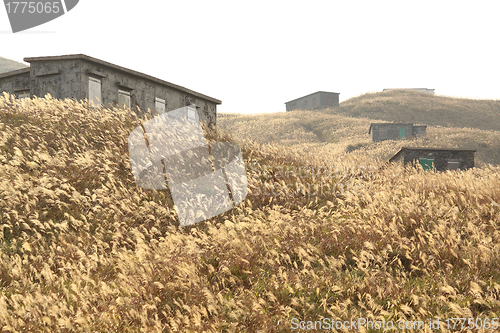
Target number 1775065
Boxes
[5,2,61,14]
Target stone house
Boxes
[369,123,427,142]
[285,91,339,111]
[389,147,476,171]
[0,54,221,125]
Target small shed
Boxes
[389,147,476,171]
[383,88,435,94]
[285,91,339,111]
[369,123,427,142]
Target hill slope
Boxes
[327,89,500,132]
[0,94,499,331]
[218,91,500,167]
[0,56,28,74]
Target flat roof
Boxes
[399,147,476,152]
[368,123,427,134]
[23,54,221,104]
[0,67,30,79]
[285,91,339,104]
[383,88,435,91]
[389,146,476,162]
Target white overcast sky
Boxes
[1,0,499,114]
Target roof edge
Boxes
[383,88,435,92]
[389,146,477,163]
[388,148,404,162]
[23,54,221,104]
[369,122,414,126]
[285,91,340,104]
[399,147,477,152]
[368,123,428,134]
[0,67,30,79]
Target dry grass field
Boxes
[218,90,500,168]
[328,90,500,132]
[0,92,499,332]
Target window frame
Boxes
[155,97,166,114]
[118,89,131,109]
[447,161,461,171]
[16,90,30,99]
[187,105,197,123]
[88,76,102,107]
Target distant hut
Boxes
[389,147,476,171]
[383,88,435,94]
[369,123,427,142]
[285,91,339,111]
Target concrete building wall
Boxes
[413,125,427,136]
[0,55,219,126]
[390,148,475,171]
[30,59,83,100]
[0,69,30,96]
[81,60,217,125]
[370,123,415,142]
[78,60,217,125]
[285,91,340,111]
[319,92,339,107]
[402,149,475,171]
[287,92,320,110]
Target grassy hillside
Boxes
[0,93,499,331]
[328,90,500,132]
[218,91,500,167]
[0,56,28,74]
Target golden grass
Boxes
[330,90,500,132]
[218,108,500,167]
[0,93,499,332]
